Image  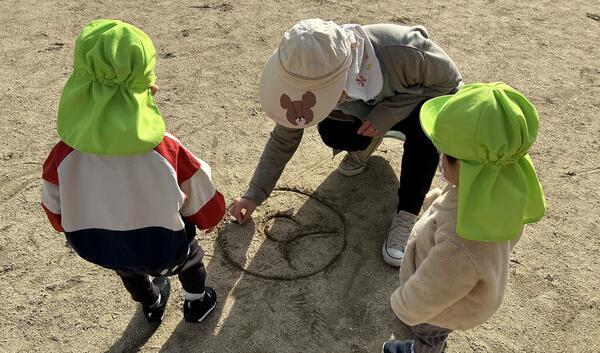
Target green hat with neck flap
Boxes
[57,19,165,155]
[420,82,546,241]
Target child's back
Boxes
[41,19,225,324]
[43,132,222,273]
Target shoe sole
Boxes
[185,300,217,323]
[382,243,403,267]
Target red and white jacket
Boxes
[41,132,226,272]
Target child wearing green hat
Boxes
[41,20,226,323]
[382,82,546,353]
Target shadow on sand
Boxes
[107,156,411,353]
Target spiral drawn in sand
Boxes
[219,188,347,280]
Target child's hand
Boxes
[229,197,257,224]
[357,120,381,137]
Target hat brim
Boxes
[259,50,348,129]
[419,94,453,149]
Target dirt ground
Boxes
[1,0,599,352]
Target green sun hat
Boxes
[57,19,165,155]
[420,82,546,241]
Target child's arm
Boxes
[230,125,303,224]
[158,134,226,230]
[358,32,463,134]
[243,124,304,205]
[41,180,63,232]
[390,240,478,326]
[179,157,226,230]
[41,142,73,232]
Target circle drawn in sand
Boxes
[220,188,347,280]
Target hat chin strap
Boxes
[438,153,455,186]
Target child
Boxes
[41,19,226,324]
[382,82,546,352]
[229,19,463,268]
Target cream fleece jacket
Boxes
[390,186,521,330]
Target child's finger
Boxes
[357,121,371,135]
[372,128,382,137]
[230,204,243,224]
[359,126,376,137]
[242,209,252,223]
[236,211,245,224]
[230,208,243,224]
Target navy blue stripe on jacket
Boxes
[65,223,196,273]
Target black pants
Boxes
[318,102,439,215]
[116,238,206,307]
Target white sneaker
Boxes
[382,211,417,267]
[337,136,384,176]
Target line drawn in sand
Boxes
[219,187,348,280]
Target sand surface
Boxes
[1,0,599,352]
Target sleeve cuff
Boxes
[390,286,420,327]
[242,188,266,206]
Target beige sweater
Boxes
[390,186,521,330]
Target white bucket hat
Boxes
[259,19,352,129]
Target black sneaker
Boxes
[142,277,170,323]
[382,340,414,353]
[183,287,217,323]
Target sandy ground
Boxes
[1,0,599,352]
